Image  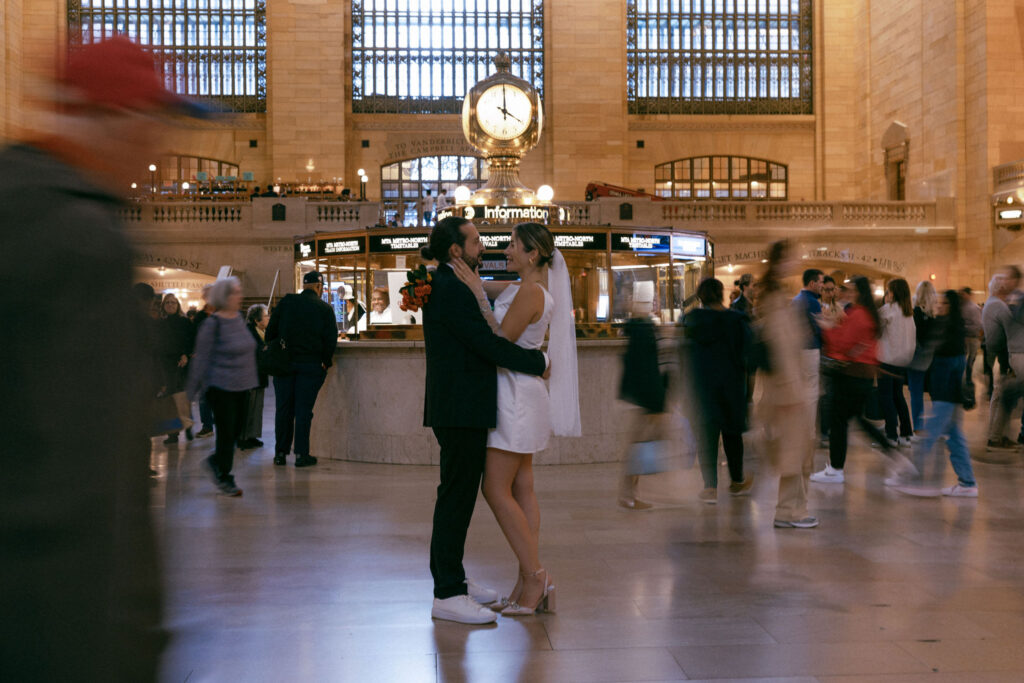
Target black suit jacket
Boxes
[423,266,546,429]
[266,289,337,368]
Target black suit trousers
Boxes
[430,426,489,599]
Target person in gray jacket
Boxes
[187,277,259,496]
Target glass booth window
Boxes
[381,155,488,226]
[368,243,430,326]
[610,232,700,324]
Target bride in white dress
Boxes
[452,222,580,616]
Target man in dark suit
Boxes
[266,270,338,468]
[421,217,549,624]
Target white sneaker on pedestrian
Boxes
[431,595,498,624]
[465,578,499,605]
[941,484,979,498]
[809,465,844,484]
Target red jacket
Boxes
[823,305,879,365]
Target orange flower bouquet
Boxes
[399,264,433,312]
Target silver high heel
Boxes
[501,568,556,616]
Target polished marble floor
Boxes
[153,396,1024,682]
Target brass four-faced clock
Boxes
[461,52,544,205]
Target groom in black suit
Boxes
[421,217,548,624]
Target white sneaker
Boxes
[809,465,845,484]
[465,578,499,605]
[941,484,979,498]
[431,595,498,624]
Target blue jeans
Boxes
[912,400,976,488]
[273,361,327,457]
[907,368,927,432]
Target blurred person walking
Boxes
[811,276,896,485]
[908,281,939,434]
[192,283,216,438]
[618,286,667,509]
[266,271,337,467]
[187,277,258,496]
[730,273,757,405]
[793,269,825,437]
[818,275,841,447]
[984,266,1024,451]
[896,290,978,497]
[239,303,270,450]
[960,287,983,410]
[0,35,208,681]
[682,277,753,504]
[877,279,916,447]
[159,292,195,445]
[754,242,818,528]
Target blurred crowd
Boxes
[620,239,1005,527]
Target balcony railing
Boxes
[994,159,1024,189]
[119,201,249,225]
[120,197,952,237]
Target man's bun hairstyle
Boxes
[421,216,470,263]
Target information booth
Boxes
[294,225,712,339]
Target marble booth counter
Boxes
[308,339,676,465]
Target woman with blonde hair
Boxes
[908,280,939,433]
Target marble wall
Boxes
[309,340,686,466]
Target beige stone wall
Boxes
[266,0,347,186]
[5,0,1017,288]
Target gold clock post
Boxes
[461,52,545,206]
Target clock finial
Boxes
[493,51,512,72]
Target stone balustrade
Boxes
[120,196,952,238]
[994,159,1024,189]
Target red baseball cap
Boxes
[61,36,206,115]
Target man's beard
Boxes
[462,252,480,270]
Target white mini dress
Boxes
[487,283,554,454]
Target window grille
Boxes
[627,0,812,115]
[655,155,787,199]
[351,0,544,115]
[67,0,267,113]
[381,155,488,225]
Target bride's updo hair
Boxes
[513,222,555,267]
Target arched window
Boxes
[381,156,489,226]
[627,0,813,115]
[655,155,787,200]
[67,1,267,113]
[351,1,545,114]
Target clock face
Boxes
[475,84,533,141]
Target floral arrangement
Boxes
[399,264,433,312]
